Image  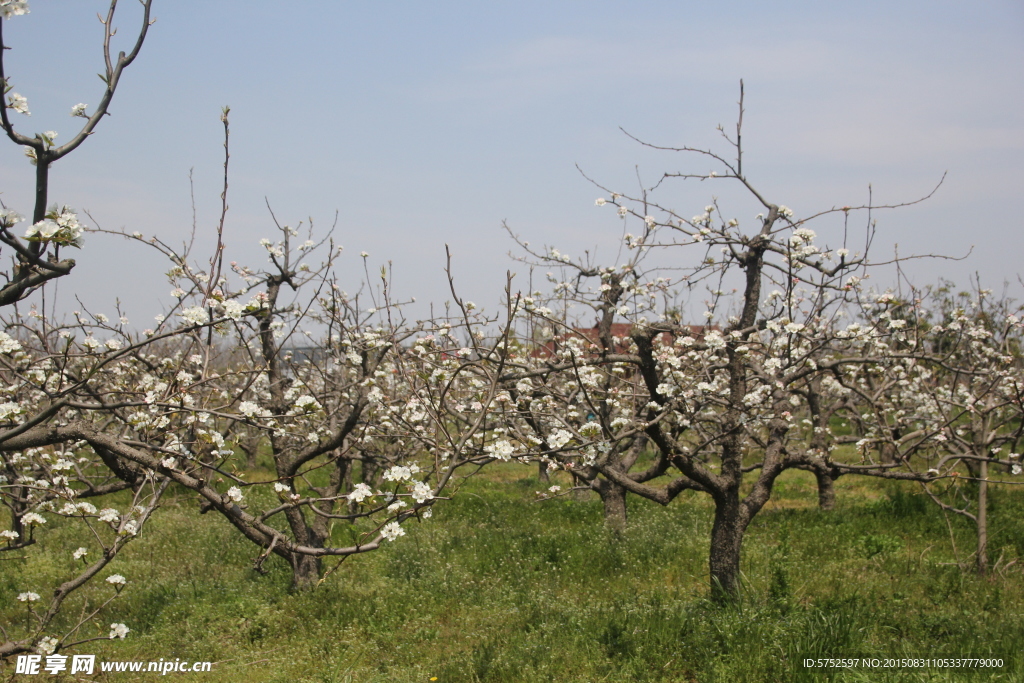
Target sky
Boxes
[0,0,1022,325]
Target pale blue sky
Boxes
[1,0,1022,322]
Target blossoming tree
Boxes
[2,122,521,668]
[850,281,1024,574]
[152,213,524,589]
[487,85,1019,600]
[0,0,153,305]
[0,39,522,656]
[0,0,164,657]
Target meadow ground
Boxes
[3,465,1022,682]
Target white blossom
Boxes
[484,439,515,461]
[293,395,321,412]
[0,1,29,20]
[704,330,726,351]
[36,637,58,656]
[0,208,23,228]
[237,401,262,418]
[381,521,405,542]
[7,91,29,115]
[180,307,209,326]
[20,512,45,526]
[223,299,245,320]
[547,429,573,449]
[411,481,433,504]
[0,402,23,420]
[347,482,373,503]
[384,465,413,482]
[24,206,83,247]
[97,508,119,524]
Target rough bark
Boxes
[290,553,323,590]
[596,478,628,533]
[709,491,745,602]
[281,498,325,590]
[815,470,836,511]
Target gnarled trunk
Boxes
[283,506,324,590]
[596,478,628,533]
[709,492,745,602]
[815,470,836,511]
[290,457,350,589]
[290,553,323,590]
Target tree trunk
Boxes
[290,553,322,590]
[283,507,324,590]
[976,459,988,576]
[815,470,835,511]
[596,478,628,533]
[537,460,549,483]
[709,493,745,602]
[290,458,351,590]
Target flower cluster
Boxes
[24,205,84,247]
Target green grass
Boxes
[2,468,1023,681]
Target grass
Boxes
[2,467,1023,681]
